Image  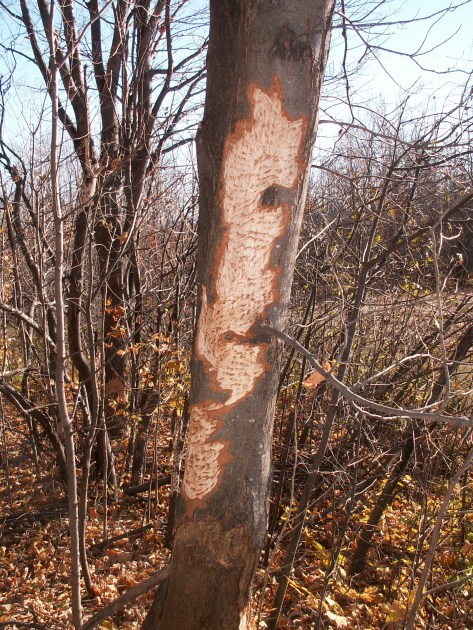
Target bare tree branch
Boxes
[261,324,472,427]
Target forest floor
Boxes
[1,408,472,629]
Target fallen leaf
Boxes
[106,550,134,564]
[325,609,351,628]
[380,601,404,622]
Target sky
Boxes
[0,0,471,151]
[312,0,473,151]
[325,0,472,106]
[375,0,471,92]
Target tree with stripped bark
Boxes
[142,1,336,628]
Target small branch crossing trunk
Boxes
[143,2,335,629]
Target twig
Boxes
[260,324,471,427]
[0,623,48,629]
[0,300,55,348]
[424,574,473,597]
[79,566,170,630]
[122,475,171,496]
[90,524,153,551]
[405,441,473,629]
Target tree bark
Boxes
[49,13,82,625]
[143,2,335,629]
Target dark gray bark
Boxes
[143,2,336,629]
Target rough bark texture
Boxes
[143,2,335,628]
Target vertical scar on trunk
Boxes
[183,77,307,502]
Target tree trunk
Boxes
[95,176,129,435]
[143,2,335,629]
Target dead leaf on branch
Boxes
[302,361,332,389]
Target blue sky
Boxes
[313,0,472,150]
[328,0,472,105]
[0,0,471,149]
